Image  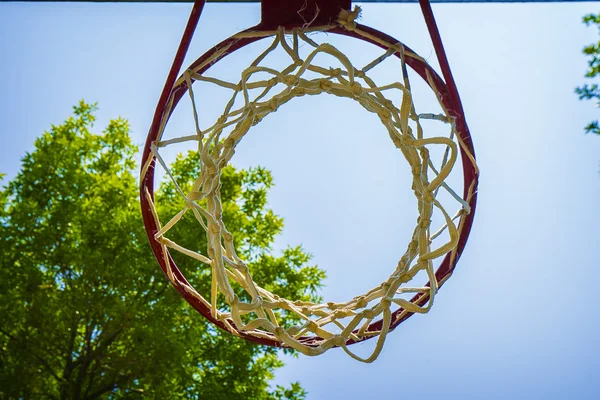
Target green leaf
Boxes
[0,102,324,398]
[576,13,600,136]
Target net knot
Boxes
[294,87,307,96]
[307,320,319,331]
[236,260,249,272]
[350,81,363,97]
[319,79,333,91]
[188,191,203,201]
[283,75,299,86]
[333,309,353,319]
[223,138,235,148]
[422,190,434,204]
[329,68,342,78]
[228,294,239,305]
[268,98,279,112]
[400,135,414,146]
[378,108,392,120]
[355,296,368,308]
[331,335,346,347]
[276,300,288,308]
[274,326,286,338]
[245,106,257,121]
[337,6,361,30]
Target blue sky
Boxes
[1,1,600,399]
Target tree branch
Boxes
[73,322,95,399]
[60,314,81,399]
[0,327,64,384]
[84,373,133,400]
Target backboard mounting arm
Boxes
[260,0,351,29]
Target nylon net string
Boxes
[141,9,476,362]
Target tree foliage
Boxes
[576,13,600,135]
[0,102,324,399]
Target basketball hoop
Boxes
[140,0,478,362]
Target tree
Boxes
[0,102,325,399]
[576,13,600,135]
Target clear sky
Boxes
[1,1,600,399]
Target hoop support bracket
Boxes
[260,0,351,29]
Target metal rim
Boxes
[140,22,478,348]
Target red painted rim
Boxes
[140,23,478,349]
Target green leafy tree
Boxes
[576,13,600,135]
[0,102,324,399]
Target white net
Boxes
[141,9,477,362]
